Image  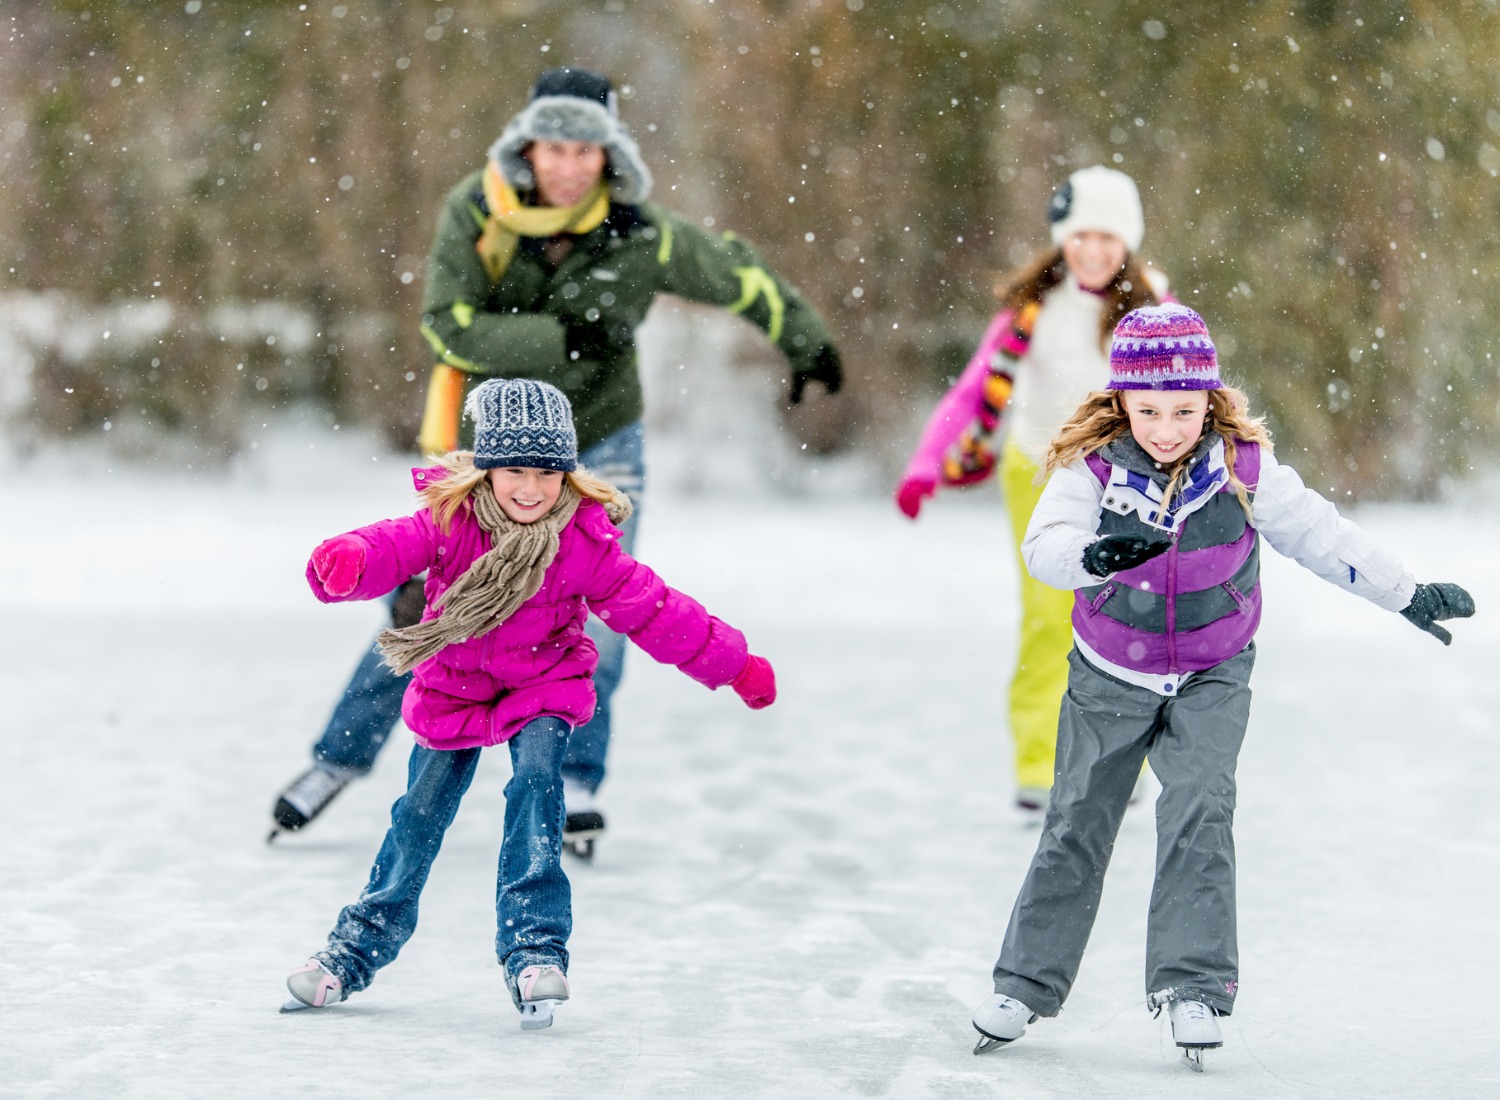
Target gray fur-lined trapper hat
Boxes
[488,67,653,205]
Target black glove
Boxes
[788,344,843,405]
[1082,534,1172,578]
[564,316,633,362]
[1399,581,1475,645]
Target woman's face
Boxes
[1120,390,1210,465]
[524,140,608,208]
[489,467,565,524]
[1061,230,1129,291]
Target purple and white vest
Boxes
[1074,437,1263,676]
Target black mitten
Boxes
[1398,581,1475,645]
[788,344,844,405]
[1082,534,1172,578]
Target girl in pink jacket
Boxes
[281,377,775,1031]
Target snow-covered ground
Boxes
[4,423,1499,1099]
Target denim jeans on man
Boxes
[316,716,573,991]
[310,421,645,793]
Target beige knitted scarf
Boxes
[375,480,587,676]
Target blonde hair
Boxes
[1039,386,1273,517]
[419,452,628,535]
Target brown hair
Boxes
[997,246,1161,350]
[1039,386,1274,517]
[419,452,629,535]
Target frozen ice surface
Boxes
[4,424,1498,1098]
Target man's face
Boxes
[525,140,607,208]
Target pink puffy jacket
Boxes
[306,471,750,751]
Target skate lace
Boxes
[1174,1000,1212,1022]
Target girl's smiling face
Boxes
[489,467,565,524]
[1061,230,1129,291]
[1120,389,1210,465]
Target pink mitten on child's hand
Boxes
[731,655,777,710]
[310,535,366,597]
[895,475,935,520]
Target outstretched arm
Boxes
[649,205,839,403]
[306,512,440,605]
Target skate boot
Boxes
[971,993,1036,1054]
[281,958,345,1012]
[268,763,352,842]
[562,778,604,861]
[510,964,569,1030]
[1166,999,1222,1071]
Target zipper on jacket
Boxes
[1221,580,1253,614]
[1085,582,1116,615]
[1165,530,1182,674]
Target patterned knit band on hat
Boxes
[466,378,579,471]
[1107,304,1222,391]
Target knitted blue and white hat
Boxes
[466,378,578,471]
[1107,304,1221,391]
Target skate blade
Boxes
[1179,1045,1219,1072]
[973,1029,1019,1055]
[280,996,312,1013]
[519,999,562,1030]
[563,837,596,861]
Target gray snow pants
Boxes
[991,644,1254,1018]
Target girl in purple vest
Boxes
[280,377,776,1031]
[969,304,1474,1069]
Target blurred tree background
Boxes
[3,0,1499,497]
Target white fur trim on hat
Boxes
[1047,166,1144,253]
[489,95,653,205]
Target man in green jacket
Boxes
[271,66,842,855]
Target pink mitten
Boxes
[731,655,777,710]
[310,535,366,597]
[895,475,936,520]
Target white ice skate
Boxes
[1166,999,1222,1071]
[513,964,569,1031]
[971,993,1036,1054]
[281,958,345,1013]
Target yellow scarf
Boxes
[475,161,610,281]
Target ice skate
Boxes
[562,778,604,861]
[971,993,1036,1054]
[281,958,345,1012]
[1166,999,1222,1072]
[510,964,569,1030]
[268,763,352,842]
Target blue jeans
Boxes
[311,421,645,793]
[317,717,573,992]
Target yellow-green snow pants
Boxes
[1000,442,1075,792]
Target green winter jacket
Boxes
[420,168,836,450]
